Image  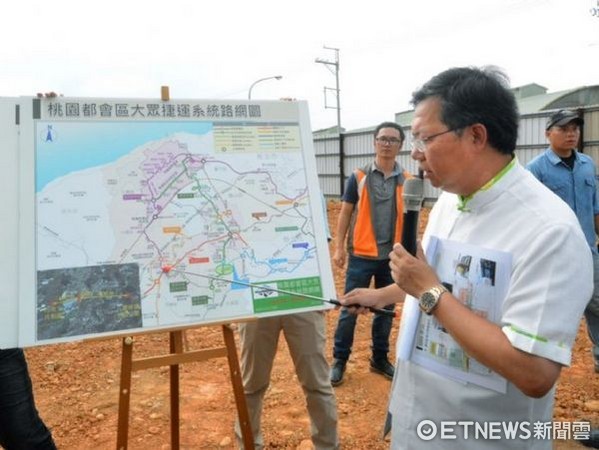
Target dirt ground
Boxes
[25,201,599,449]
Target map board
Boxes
[3,97,333,348]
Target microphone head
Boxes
[402,177,424,212]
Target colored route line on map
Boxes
[120,151,309,266]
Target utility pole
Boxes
[315,46,344,195]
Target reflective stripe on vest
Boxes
[351,168,407,258]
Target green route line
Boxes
[154,156,190,203]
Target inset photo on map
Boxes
[36,263,142,340]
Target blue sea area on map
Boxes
[36,121,213,192]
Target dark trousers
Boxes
[0,348,57,450]
[586,252,599,365]
[333,255,395,362]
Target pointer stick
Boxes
[174,270,397,318]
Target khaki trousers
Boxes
[235,311,339,449]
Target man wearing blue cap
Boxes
[527,109,599,373]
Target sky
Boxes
[2,0,598,132]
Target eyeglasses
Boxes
[376,137,402,146]
[410,127,463,153]
[554,124,580,134]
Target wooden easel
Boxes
[116,324,254,450]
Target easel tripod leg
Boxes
[116,336,134,450]
[222,325,254,449]
[169,331,184,449]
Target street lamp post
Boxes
[248,75,282,99]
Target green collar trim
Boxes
[457,157,516,212]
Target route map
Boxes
[34,119,326,342]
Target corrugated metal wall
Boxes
[315,106,599,201]
[314,136,341,197]
[585,108,599,165]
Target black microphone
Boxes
[401,176,424,256]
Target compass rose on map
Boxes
[40,124,57,143]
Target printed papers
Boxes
[399,236,512,393]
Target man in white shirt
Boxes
[341,66,592,449]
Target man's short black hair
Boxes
[411,66,519,155]
[374,121,405,143]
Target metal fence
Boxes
[315,105,599,202]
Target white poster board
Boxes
[0,98,20,347]
[8,96,333,347]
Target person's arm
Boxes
[342,283,406,311]
[332,201,354,268]
[388,241,560,398]
[595,214,599,238]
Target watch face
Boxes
[420,291,437,314]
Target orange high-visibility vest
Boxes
[349,165,410,258]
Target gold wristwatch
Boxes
[419,285,447,315]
